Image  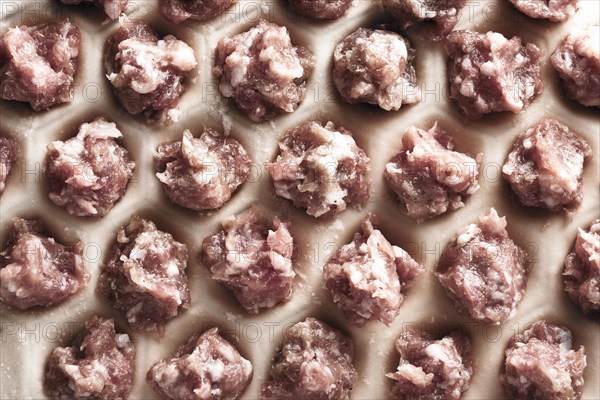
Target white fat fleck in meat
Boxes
[508,0,579,21]
[382,0,466,39]
[160,0,235,23]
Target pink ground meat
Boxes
[564,219,600,318]
[104,23,197,123]
[213,21,315,122]
[160,0,235,23]
[60,0,128,20]
[436,208,527,325]
[0,218,89,310]
[501,320,587,400]
[384,123,481,222]
[333,28,420,111]
[200,209,295,313]
[386,329,473,400]
[44,118,135,217]
[147,327,253,400]
[288,0,352,20]
[45,316,135,400]
[265,121,370,218]
[508,0,579,21]
[261,317,357,400]
[502,118,592,212]
[551,25,600,107]
[98,216,190,334]
[0,136,18,194]
[155,129,250,211]
[444,30,544,119]
[0,20,80,111]
[324,216,423,327]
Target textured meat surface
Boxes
[324,217,423,327]
[60,0,128,19]
[288,0,352,19]
[444,30,544,119]
[508,0,579,21]
[104,23,197,123]
[98,216,190,334]
[435,208,527,325]
[0,218,88,310]
[44,118,135,217]
[386,330,473,400]
[384,123,480,221]
[200,209,295,313]
[265,121,370,218]
[147,327,252,400]
[0,136,18,194]
[155,129,250,211]
[564,219,600,318]
[502,118,592,212]
[551,25,600,107]
[0,20,80,111]
[501,320,587,400]
[213,20,315,122]
[160,0,234,22]
[261,317,357,400]
[382,0,467,39]
[45,316,135,400]
[333,28,420,111]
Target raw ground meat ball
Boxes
[382,0,467,40]
[508,0,579,21]
[384,123,481,222]
[0,20,80,111]
[0,137,18,194]
[444,30,544,119]
[324,216,423,327]
[265,121,370,218]
[98,216,190,334]
[386,329,473,400]
[60,0,128,19]
[44,118,135,217]
[551,25,600,107]
[160,0,235,23]
[200,209,295,313]
[155,129,250,211]
[104,23,197,123]
[333,28,420,111]
[213,21,315,122]
[45,316,135,400]
[501,320,587,400]
[0,218,88,310]
[288,0,352,20]
[146,327,253,400]
[563,219,600,317]
[261,317,357,400]
[436,208,527,325]
[502,118,592,212]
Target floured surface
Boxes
[0,0,599,399]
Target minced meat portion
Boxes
[0,218,88,310]
[160,0,235,23]
[98,216,190,334]
[551,25,600,107]
[564,219,600,317]
[501,320,587,400]
[0,20,80,111]
[261,317,357,400]
[200,209,295,313]
[324,216,423,327]
[265,121,370,218]
[147,327,253,400]
[502,118,592,212]
[333,28,420,111]
[386,330,473,400]
[44,118,135,217]
[288,0,352,20]
[155,129,250,211]
[213,20,315,122]
[45,316,135,400]
[60,0,128,20]
[104,23,197,123]
[508,0,579,21]
[382,0,467,40]
[444,30,544,119]
[435,208,527,325]
[0,136,18,194]
[384,123,481,222]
